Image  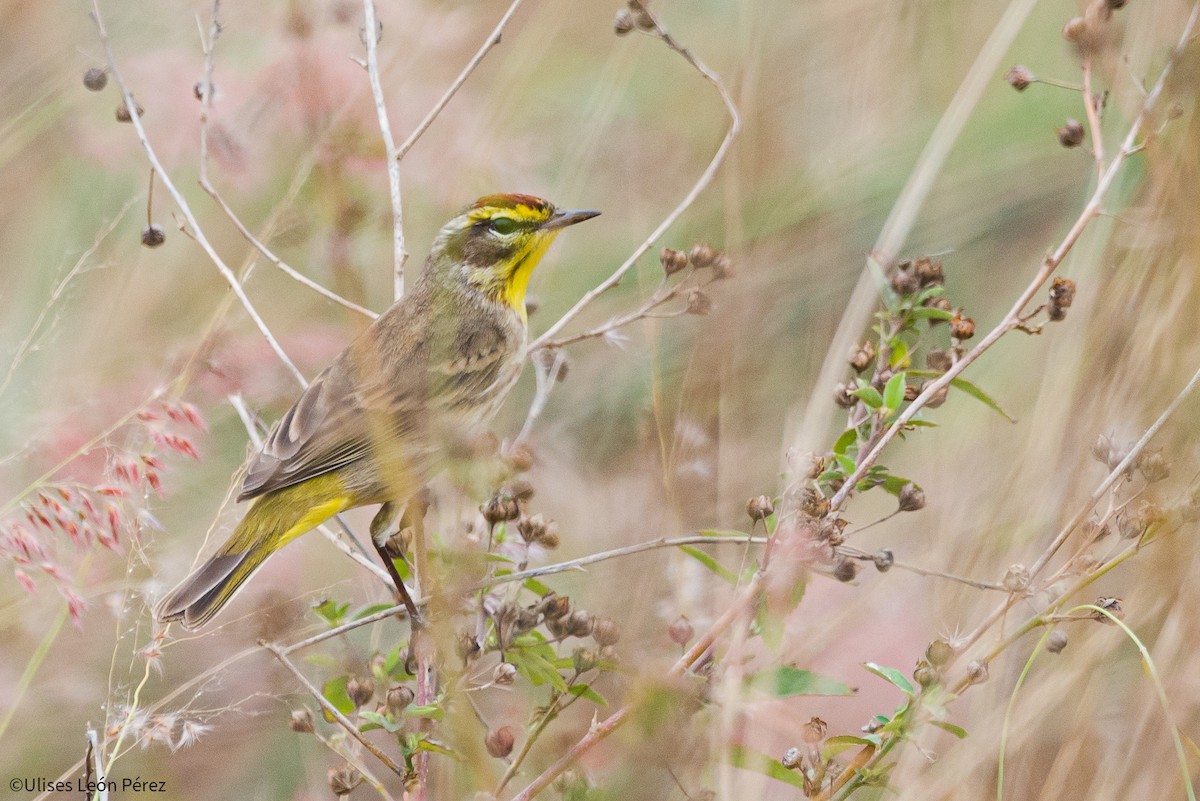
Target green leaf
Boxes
[354,602,398,621]
[930,720,968,739]
[832,428,858,456]
[405,704,445,720]
[358,710,403,733]
[523,577,551,596]
[833,454,856,475]
[321,676,355,722]
[700,528,753,539]
[908,306,954,321]
[481,552,516,563]
[509,647,569,692]
[679,545,738,585]
[313,599,349,626]
[888,339,910,368]
[728,745,807,791]
[883,371,907,412]
[569,683,608,706]
[863,662,915,695]
[851,385,884,409]
[750,666,853,697]
[907,371,1016,422]
[822,735,881,760]
[414,738,456,757]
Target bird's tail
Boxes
[154,479,352,630]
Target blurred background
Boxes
[1,0,1198,798]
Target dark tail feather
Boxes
[154,549,264,630]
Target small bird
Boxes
[155,194,598,630]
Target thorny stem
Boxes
[89,0,307,388]
[528,12,740,351]
[828,0,1200,513]
[395,0,527,162]
[361,0,407,300]
[262,642,406,777]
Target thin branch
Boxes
[361,0,407,300]
[1081,59,1105,179]
[395,0,526,162]
[528,16,741,351]
[88,0,307,388]
[262,642,406,777]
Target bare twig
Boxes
[1081,59,1106,179]
[262,642,406,777]
[86,724,108,801]
[361,0,407,300]
[395,0,526,162]
[88,0,307,387]
[528,14,740,351]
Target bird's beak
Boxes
[541,208,601,231]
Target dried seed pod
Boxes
[115,99,143,122]
[873,549,894,572]
[289,708,315,733]
[746,494,775,522]
[572,646,599,673]
[504,442,536,473]
[485,726,516,759]
[540,593,571,621]
[1046,629,1069,654]
[538,522,561,549]
[966,660,989,685]
[891,268,920,296]
[897,483,925,512]
[949,312,976,340]
[630,2,656,31]
[1049,277,1076,309]
[567,610,593,638]
[800,487,830,518]
[688,243,717,269]
[1057,119,1085,148]
[1139,451,1170,483]
[659,247,689,276]
[1092,596,1123,621]
[913,257,944,287]
[924,383,950,408]
[926,349,953,372]
[613,8,635,35]
[1006,65,1033,91]
[328,765,362,797]
[802,716,828,743]
[83,67,108,91]
[781,747,803,770]
[668,615,694,646]
[456,630,481,662]
[849,341,876,372]
[481,495,520,526]
[925,639,954,667]
[833,382,855,409]
[592,616,621,646]
[346,677,375,708]
[913,661,938,688]
[833,558,858,582]
[141,224,166,249]
[904,383,920,402]
[517,513,547,543]
[711,253,734,280]
[386,685,415,716]
[493,662,517,686]
[685,288,712,315]
[923,296,953,320]
[1002,564,1031,593]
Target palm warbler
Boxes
[155,194,598,629]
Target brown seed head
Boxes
[592,616,621,646]
[83,67,108,91]
[481,495,520,526]
[685,288,712,315]
[456,630,481,662]
[688,243,718,269]
[346,677,375,708]
[926,349,953,372]
[141,225,166,249]
[1006,65,1034,91]
[1092,596,1123,622]
[517,513,547,543]
[800,487,830,518]
[289,708,315,733]
[572,646,600,673]
[781,747,803,770]
[504,442,536,473]
[898,483,926,512]
[873,549,894,572]
[668,615,694,646]
[923,296,953,320]
[949,312,976,340]
[802,716,828,744]
[1139,451,1170,483]
[613,8,635,35]
[385,685,415,716]
[711,253,734,280]
[1049,277,1076,309]
[660,247,689,276]
[328,765,362,798]
[833,382,855,409]
[1046,629,1069,654]
[493,662,517,686]
[913,661,938,688]
[913,257,944,287]
[567,610,593,638]
[891,267,920,296]
[1057,119,1085,148]
[1002,564,1031,593]
[485,726,516,758]
[849,341,876,372]
[541,593,571,620]
[115,99,143,122]
[966,660,989,685]
[925,639,954,667]
[833,558,858,583]
[746,494,775,522]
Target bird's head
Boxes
[428,193,599,318]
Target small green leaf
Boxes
[414,738,456,757]
[888,340,910,368]
[750,666,853,697]
[907,371,1015,422]
[728,745,807,791]
[569,683,608,706]
[358,710,403,733]
[321,676,355,721]
[909,306,954,321]
[822,735,880,760]
[851,385,884,409]
[883,371,907,412]
[863,662,915,695]
[313,599,349,626]
[382,643,403,675]
[481,552,516,563]
[523,577,551,596]
[832,428,858,455]
[509,647,569,692]
[353,602,398,621]
[930,720,968,739]
[405,704,445,720]
[833,454,856,475]
[679,545,738,585]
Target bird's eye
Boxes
[489,217,518,236]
